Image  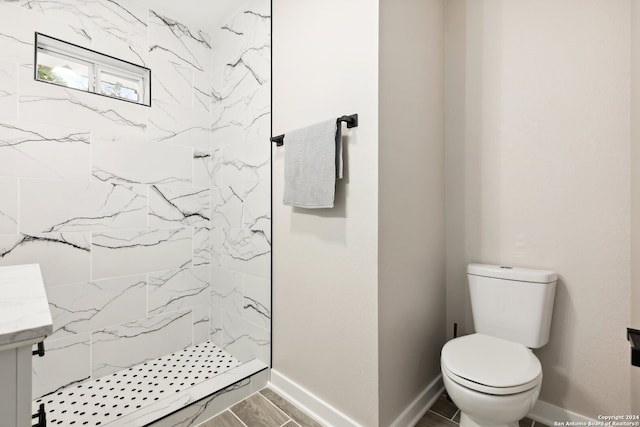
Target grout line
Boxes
[452,409,460,422]
[228,409,250,427]
[254,391,293,424]
[429,410,457,424]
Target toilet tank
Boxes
[468,263,557,348]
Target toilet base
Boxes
[460,412,519,427]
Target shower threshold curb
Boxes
[34,342,267,426]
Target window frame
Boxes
[34,32,151,107]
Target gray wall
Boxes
[378,0,446,425]
[272,1,380,425]
[445,0,632,416]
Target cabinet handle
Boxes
[32,403,46,427]
[32,342,45,357]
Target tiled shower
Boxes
[0,0,271,424]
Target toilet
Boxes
[441,263,557,427]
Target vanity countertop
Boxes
[0,264,52,351]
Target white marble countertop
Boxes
[0,264,53,351]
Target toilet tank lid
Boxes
[468,263,557,283]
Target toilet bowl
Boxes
[441,333,542,427]
[440,264,556,427]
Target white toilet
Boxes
[441,263,557,427]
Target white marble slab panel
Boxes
[193,70,212,113]
[0,60,17,119]
[0,119,90,180]
[193,227,211,267]
[222,311,269,364]
[19,65,148,138]
[32,334,90,399]
[209,227,225,267]
[193,150,212,188]
[211,148,225,188]
[91,309,193,378]
[0,177,18,234]
[92,34,149,68]
[220,228,270,279]
[0,232,90,286]
[242,180,270,240]
[20,0,147,49]
[148,100,210,150]
[148,10,211,73]
[220,135,270,185]
[147,265,209,317]
[211,186,244,228]
[243,275,270,330]
[242,84,270,140]
[46,274,147,339]
[148,185,210,228]
[0,3,91,65]
[92,135,192,186]
[149,56,193,108]
[209,305,223,347]
[91,228,192,280]
[210,267,243,317]
[211,84,270,146]
[20,179,147,233]
[192,304,209,345]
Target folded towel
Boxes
[283,118,342,208]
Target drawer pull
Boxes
[32,342,45,357]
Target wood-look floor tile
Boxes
[533,422,551,427]
[199,410,246,427]
[430,394,458,419]
[416,411,459,427]
[259,388,323,427]
[231,393,290,427]
[282,422,301,427]
[452,410,460,423]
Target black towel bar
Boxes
[271,114,358,146]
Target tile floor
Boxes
[417,393,550,427]
[198,389,551,427]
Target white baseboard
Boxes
[528,399,596,425]
[269,370,443,427]
[389,375,444,427]
[269,369,363,427]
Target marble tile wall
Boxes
[0,0,270,400]
[208,0,272,368]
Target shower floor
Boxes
[33,342,264,426]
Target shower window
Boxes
[35,33,151,106]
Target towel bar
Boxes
[271,114,358,146]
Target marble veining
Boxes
[0,264,52,349]
[0,119,90,180]
[147,266,209,316]
[0,177,18,234]
[91,309,193,378]
[149,185,210,228]
[46,275,147,339]
[149,10,211,72]
[91,228,192,280]
[20,180,147,232]
[0,232,91,286]
[92,135,193,186]
[20,0,147,48]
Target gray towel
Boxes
[283,119,342,208]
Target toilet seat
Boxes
[441,333,542,395]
